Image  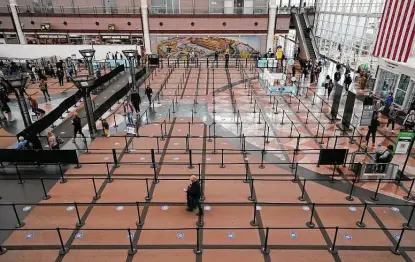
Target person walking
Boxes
[344,74,352,92]
[403,110,415,130]
[39,79,51,102]
[363,92,374,105]
[28,96,45,117]
[365,114,380,147]
[384,92,393,114]
[184,175,203,215]
[72,112,85,142]
[57,68,64,86]
[67,66,74,79]
[131,92,141,113]
[386,104,398,133]
[0,89,13,121]
[47,131,59,150]
[32,66,39,82]
[327,79,334,99]
[214,51,219,68]
[324,75,330,95]
[145,85,153,104]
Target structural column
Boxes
[266,0,278,52]
[9,0,26,44]
[141,0,151,54]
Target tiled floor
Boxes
[0,64,414,262]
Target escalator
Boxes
[291,10,319,61]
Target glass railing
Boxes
[0,5,269,15]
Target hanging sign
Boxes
[394,130,414,154]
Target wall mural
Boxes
[156,36,261,58]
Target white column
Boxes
[9,0,26,44]
[141,0,151,54]
[266,0,277,52]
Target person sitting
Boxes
[375,145,394,172]
[14,136,28,150]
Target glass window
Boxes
[376,69,399,100]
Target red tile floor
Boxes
[0,65,414,262]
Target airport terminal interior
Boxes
[0,0,415,261]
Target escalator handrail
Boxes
[302,13,320,60]
[292,12,311,60]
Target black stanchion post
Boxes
[371,178,382,201]
[220,149,225,168]
[127,228,137,255]
[404,179,415,201]
[356,203,367,228]
[403,204,414,229]
[15,164,24,184]
[261,227,270,254]
[328,226,339,254]
[92,177,101,200]
[346,179,356,201]
[250,201,259,226]
[145,178,152,200]
[57,227,69,255]
[40,177,51,200]
[186,134,190,153]
[196,206,204,227]
[306,203,315,228]
[136,202,144,226]
[106,163,113,182]
[74,202,84,227]
[259,150,265,169]
[194,227,202,254]
[298,179,306,201]
[12,203,25,228]
[243,162,249,183]
[248,178,255,201]
[292,162,299,183]
[330,164,336,183]
[112,149,119,168]
[58,163,67,183]
[188,149,194,169]
[151,149,159,184]
[391,228,405,255]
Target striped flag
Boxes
[372,0,415,62]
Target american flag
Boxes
[372,0,415,62]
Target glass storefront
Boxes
[376,69,399,100]
[395,74,410,106]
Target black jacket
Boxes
[72,116,82,129]
[363,96,374,106]
[188,181,201,199]
[145,88,153,96]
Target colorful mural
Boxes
[156,36,261,58]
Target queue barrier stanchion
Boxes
[250,201,259,226]
[329,165,337,183]
[220,149,225,168]
[261,227,270,254]
[40,177,51,200]
[356,203,367,228]
[371,178,382,201]
[403,179,414,201]
[106,163,113,183]
[136,202,144,226]
[145,178,152,200]
[188,149,194,169]
[194,227,202,254]
[403,204,414,229]
[15,164,24,184]
[12,203,25,228]
[306,203,316,228]
[196,206,204,227]
[243,162,249,183]
[151,149,159,184]
[112,149,119,168]
[292,162,299,183]
[92,177,101,200]
[391,228,405,255]
[346,178,356,201]
[57,227,69,255]
[127,228,137,255]
[58,163,67,183]
[74,202,84,228]
[298,179,306,201]
[328,226,339,254]
[259,150,265,169]
[248,178,255,201]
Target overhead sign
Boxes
[38,34,67,39]
[101,35,130,39]
[360,105,374,126]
